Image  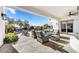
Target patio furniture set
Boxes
[14,26,60,44]
[32,29,60,44]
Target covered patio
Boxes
[0,6,79,53]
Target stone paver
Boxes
[12,34,77,53]
[12,35,60,53]
[0,44,18,53]
[0,33,76,53]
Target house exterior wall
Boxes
[0,7,5,47]
[49,19,59,30]
[73,16,79,38]
[70,15,79,52]
[0,7,3,20]
[0,20,5,46]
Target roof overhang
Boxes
[8,6,77,21]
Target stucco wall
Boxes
[49,19,59,30]
[0,7,5,47]
[0,20,5,47]
[73,17,79,38]
[70,16,79,52]
[0,7,3,20]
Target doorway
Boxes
[61,20,73,34]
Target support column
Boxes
[0,7,3,20]
[0,7,5,47]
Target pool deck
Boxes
[12,33,76,53]
[0,33,77,53]
[12,35,59,53]
[0,44,18,53]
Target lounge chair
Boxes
[32,30,37,39]
[48,29,60,41]
[36,31,49,43]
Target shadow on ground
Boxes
[57,40,69,44]
[0,44,18,53]
[43,41,69,53]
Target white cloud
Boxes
[3,7,16,14]
[7,7,16,14]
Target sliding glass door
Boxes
[61,22,66,32]
[61,20,73,34]
[67,22,73,33]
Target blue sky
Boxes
[4,7,51,26]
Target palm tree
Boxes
[8,18,14,24]
[23,20,30,30]
[16,19,23,27]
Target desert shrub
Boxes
[4,33,18,43]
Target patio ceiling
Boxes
[34,6,77,19]
[10,6,77,21]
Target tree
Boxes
[5,23,14,33]
[16,19,23,27]
[16,19,21,24]
[8,18,14,24]
[15,19,30,30]
[44,24,49,29]
[22,20,29,30]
